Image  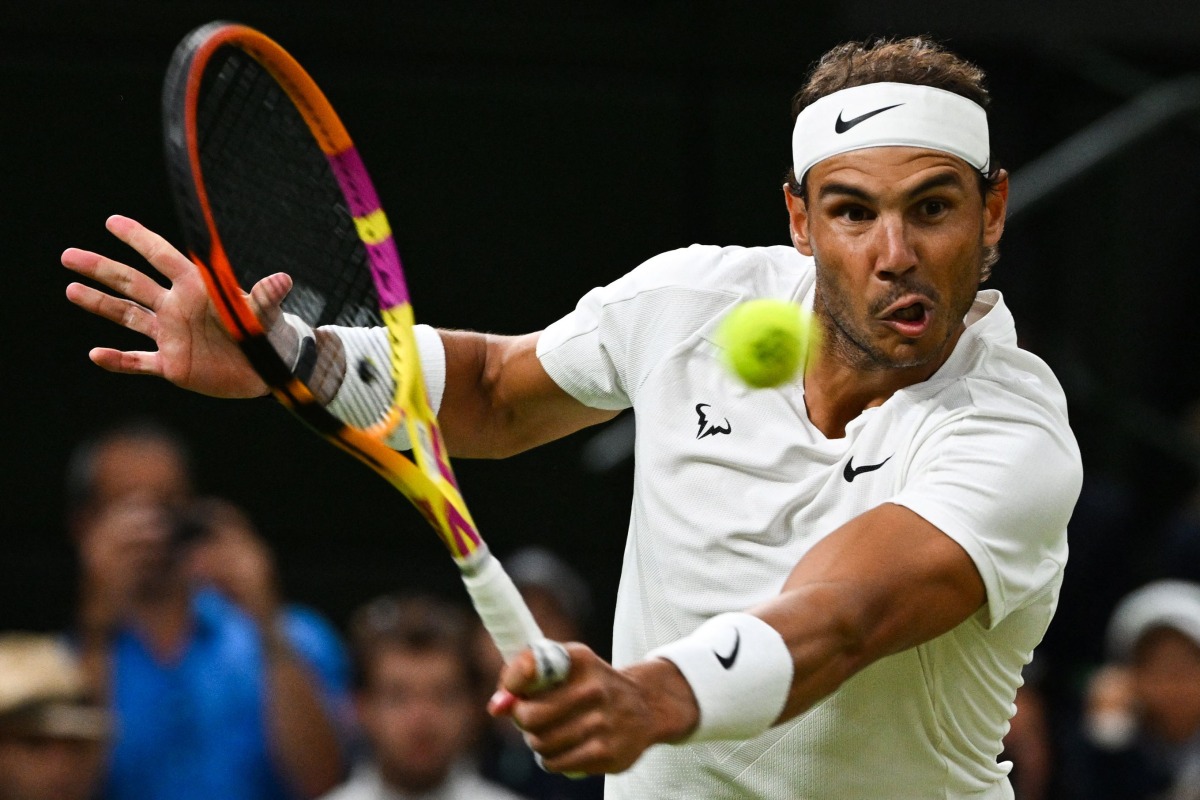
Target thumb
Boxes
[249,272,293,326]
[499,648,543,697]
[487,649,540,719]
[250,273,303,365]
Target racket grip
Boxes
[460,551,571,689]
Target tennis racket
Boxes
[161,21,568,687]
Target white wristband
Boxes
[648,612,793,742]
[324,324,446,451]
[411,324,447,414]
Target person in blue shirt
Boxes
[67,420,350,800]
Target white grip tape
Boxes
[324,324,446,450]
[460,552,569,687]
[648,612,793,742]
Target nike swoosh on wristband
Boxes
[834,103,904,134]
[843,455,893,482]
[714,629,740,670]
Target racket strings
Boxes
[193,46,394,420]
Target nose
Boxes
[873,215,917,278]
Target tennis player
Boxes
[64,36,1081,799]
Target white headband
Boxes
[792,82,990,183]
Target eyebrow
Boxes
[817,171,967,203]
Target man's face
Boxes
[787,147,1006,375]
[0,734,104,800]
[1132,628,1200,743]
[87,437,191,513]
[77,437,192,597]
[358,647,477,793]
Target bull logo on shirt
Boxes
[695,403,732,439]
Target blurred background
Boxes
[4,0,1200,794]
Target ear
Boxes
[783,185,813,256]
[982,169,1009,247]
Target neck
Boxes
[128,581,193,661]
[802,325,964,438]
[376,759,454,797]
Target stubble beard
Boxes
[811,250,983,372]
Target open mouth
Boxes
[882,300,931,337]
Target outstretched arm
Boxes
[64,216,617,454]
[491,503,984,774]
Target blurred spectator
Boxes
[1002,662,1052,800]
[66,420,350,800]
[0,633,109,800]
[474,548,604,800]
[1065,580,1200,800]
[322,594,522,800]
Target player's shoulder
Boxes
[609,243,812,302]
[912,291,1073,427]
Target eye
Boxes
[920,199,948,217]
[835,204,873,223]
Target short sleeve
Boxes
[890,404,1082,628]
[537,247,739,409]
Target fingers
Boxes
[490,644,664,775]
[249,272,293,321]
[62,247,169,313]
[251,273,295,360]
[104,214,195,282]
[89,347,163,378]
[488,688,518,716]
[65,282,157,339]
[511,665,600,736]
[521,696,635,775]
[64,277,166,378]
[499,648,545,697]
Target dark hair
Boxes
[349,594,481,691]
[786,36,1005,277]
[65,419,194,517]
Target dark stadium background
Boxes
[5,0,1200,691]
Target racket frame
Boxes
[162,21,557,666]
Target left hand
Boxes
[62,215,293,398]
[488,643,699,775]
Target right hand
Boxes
[488,643,698,775]
[63,215,292,398]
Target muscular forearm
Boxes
[751,582,882,722]
[754,503,986,722]
[645,504,986,742]
[262,630,345,798]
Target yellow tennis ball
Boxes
[718,299,815,388]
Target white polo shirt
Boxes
[537,244,1082,800]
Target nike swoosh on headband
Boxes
[834,103,904,134]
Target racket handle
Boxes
[462,551,580,779]
[460,550,571,689]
